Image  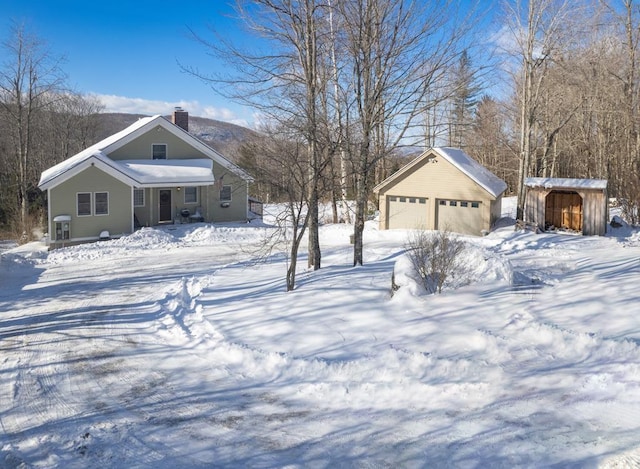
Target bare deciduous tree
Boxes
[0,22,67,235]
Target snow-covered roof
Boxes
[119,159,214,186]
[525,177,608,190]
[435,147,507,197]
[39,114,253,190]
[373,147,507,198]
[39,116,158,189]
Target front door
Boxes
[159,190,172,222]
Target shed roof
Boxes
[373,147,507,198]
[525,177,608,191]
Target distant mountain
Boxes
[94,113,260,163]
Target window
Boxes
[77,193,91,216]
[409,198,416,203]
[439,200,446,206]
[449,201,457,206]
[95,192,109,215]
[389,196,397,202]
[399,197,406,203]
[418,198,426,204]
[471,202,480,208]
[460,201,469,208]
[152,144,167,160]
[184,187,197,204]
[134,189,145,207]
[220,185,232,202]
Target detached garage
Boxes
[524,178,608,236]
[374,147,507,236]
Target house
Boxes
[38,108,253,248]
[524,177,608,236]
[373,147,507,236]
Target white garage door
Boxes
[436,199,484,235]
[387,196,429,229]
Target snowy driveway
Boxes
[2,222,640,468]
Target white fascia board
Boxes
[39,154,138,190]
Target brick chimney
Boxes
[172,107,188,131]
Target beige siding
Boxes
[378,156,497,235]
[49,166,132,241]
[436,200,487,235]
[108,125,209,161]
[490,199,502,225]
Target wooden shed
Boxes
[524,178,608,236]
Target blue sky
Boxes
[1,0,254,126]
[2,1,504,129]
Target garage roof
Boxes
[373,147,507,198]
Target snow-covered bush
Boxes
[404,229,466,294]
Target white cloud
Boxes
[92,94,252,128]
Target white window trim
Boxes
[152,143,167,160]
[134,188,145,207]
[220,185,232,202]
[94,192,109,216]
[77,192,92,217]
[184,186,198,205]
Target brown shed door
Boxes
[545,191,582,231]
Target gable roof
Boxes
[39,115,253,190]
[373,147,507,198]
[525,177,608,191]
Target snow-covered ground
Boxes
[2,200,640,468]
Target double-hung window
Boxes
[133,189,145,207]
[220,185,232,202]
[77,192,109,216]
[95,192,109,215]
[77,193,91,216]
[184,187,197,204]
